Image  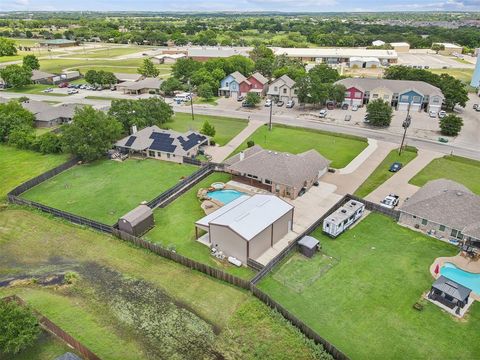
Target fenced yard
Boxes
[258,212,480,359]
[20,159,198,224]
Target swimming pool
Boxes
[207,189,245,204]
[441,262,480,294]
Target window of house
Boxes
[383,95,389,100]
[158,152,161,157]
[225,82,229,87]
[283,88,287,94]
[264,179,272,185]
[148,150,155,157]
[372,94,379,99]
[355,91,362,98]
[167,153,170,158]
[275,185,280,192]
[439,225,446,232]
[400,95,409,102]
[421,219,428,225]
[413,95,421,103]
[286,190,291,196]
[451,229,464,240]
[432,97,440,104]
[274,86,278,92]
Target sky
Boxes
[2,0,480,12]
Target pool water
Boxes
[207,189,245,204]
[440,263,480,294]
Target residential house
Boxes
[399,179,480,251]
[21,100,82,127]
[115,77,162,95]
[224,145,330,200]
[246,72,269,95]
[267,74,297,102]
[336,78,444,112]
[218,71,251,98]
[195,194,294,264]
[115,125,209,163]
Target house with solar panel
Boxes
[115,125,209,163]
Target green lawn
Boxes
[259,213,480,359]
[21,159,197,225]
[0,208,327,360]
[354,147,418,197]
[4,84,68,96]
[63,46,145,58]
[0,145,69,200]
[167,112,248,146]
[11,331,75,360]
[193,96,219,106]
[429,68,474,83]
[233,124,368,168]
[145,172,254,279]
[39,58,144,73]
[410,155,480,195]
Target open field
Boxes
[0,209,327,360]
[232,124,368,168]
[428,68,474,83]
[354,146,418,197]
[145,172,255,279]
[259,213,479,359]
[410,155,480,195]
[61,46,146,58]
[21,159,197,225]
[167,112,248,146]
[0,145,69,200]
[39,58,144,73]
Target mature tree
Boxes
[366,99,393,127]
[197,83,214,100]
[62,106,122,161]
[439,74,469,110]
[138,58,159,77]
[109,98,173,132]
[0,65,32,88]
[0,100,35,142]
[244,92,261,106]
[439,114,463,136]
[8,126,36,149]
[35,132,62,154]
[160,77,184,96]
[200,120,216,137]
[0,301,40,355]
[0,37,17,56]
[84,69,99,84]
[249,44,274,63]
[272,65,306,81]
[431,43,445,54]
[22,54,40,70]
[171,58,202,83]
[308,64,340,83]
[224,55,255,76]
[97,70,117,86]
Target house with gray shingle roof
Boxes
[399,179,480,249]
[21,100,83,127]
[267,75,297,102]
[225,145,330,199]
[115,125,209,163]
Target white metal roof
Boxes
[272,47,398,59]
[197,194,293,241]
[195,195,250,228]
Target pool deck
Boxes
[430,254,480,301]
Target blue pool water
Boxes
[440,263,480,294]
[207,189,245,204]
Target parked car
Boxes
[79,84,87,89]
[438,110,447,118]
[351,104,359,111]
[286,100,295,108]
[319,109,327,118]
[438,137,449,143]
[276,100,284,107]
[58,82,69,88]
[326,101,335,110]
[242,101,254,108]
[43,88,53,93]
[476,107,480,112]
[429,110,437,118]
[341,103,349,110]
[473,104,478,110]
[389,162,403,172]
[67,89,78,94]
[237,95,244,102]
[380,194,400,209]
[424,65,430,69]
[264,99,272,107]
[363,114,370,123]
[344,114,352,121]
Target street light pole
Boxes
[268,100,273,131]
[399,102,411,155]
[188,80,194,121]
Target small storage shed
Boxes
[118,205,154,236]
[298,236,320,258]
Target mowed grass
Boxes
[146,172,255,279]
[21,159,197,224]
[4,84,69,96]
[259,213,480,359]
[39,58,144,73]
[63,46,145,58]
[0,209,324,359]
[0,145,69,200]
[167,112,248,146]
[429,68,474,83]
[233,124,368,168]
[410,155,480,195]
[354,147,418,197]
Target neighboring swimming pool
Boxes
[441,262,480,295]
[207,189,245,204]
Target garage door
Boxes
[397,102,409,111]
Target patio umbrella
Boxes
[434,264,440,275]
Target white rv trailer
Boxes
[323,200,365,238]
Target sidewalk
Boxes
[366,149,443,204]
[205,119,265,162]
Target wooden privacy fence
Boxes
[348,194,401,220]
[2,295,101,360]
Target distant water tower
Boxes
[471,51,480,89]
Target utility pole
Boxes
[188,80,194,121]
[399,102,411,155]
[268,100,273,131]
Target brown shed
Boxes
[118,205,154,236]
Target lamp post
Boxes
[268,99,273,131]
[188,80,194,121]
[399,103,411,155]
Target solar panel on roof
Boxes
[149,132,177,152]
[124,136,136,147]
[178,133,207,151]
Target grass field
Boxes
[410,155,480,195]
[21,159,197,224]
[429,68,474,83]
[39,58,144,73]
[232,124,368,168]
[193,97,219,106]
[167,112,248,146]
[62,46,145,58]
[0,145,69,200]
[0,208,328,360]
[354,147,418,197]
[259,213,479,359]
[4,84,69,96]
[145,172,254,279]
